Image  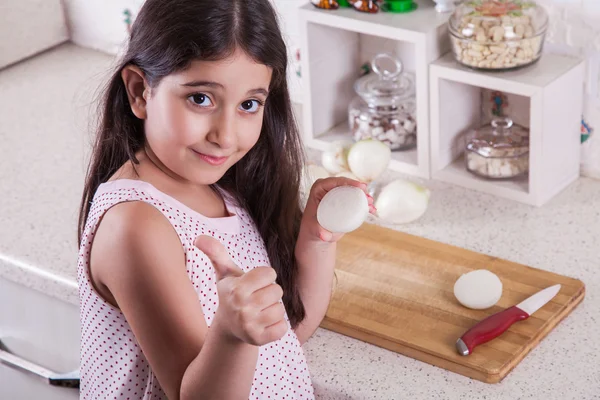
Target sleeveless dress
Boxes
[77,179,314,400]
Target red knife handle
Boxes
[456,306,529,356]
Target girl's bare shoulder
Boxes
[88,193,208,400]
[89,196,184,301]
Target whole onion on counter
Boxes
[374,179,430,224]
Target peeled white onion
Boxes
[454,270,503,310]
[321,139,354,174]
[374,179,430,224]
[335,170,359,180]
[347,139,391,182]
[317,186,369,233]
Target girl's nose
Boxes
[208,110,236,149]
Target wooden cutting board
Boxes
[320,223,585,383]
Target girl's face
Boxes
[143,48,273,185]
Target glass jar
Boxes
[348,53,417,151]
[449,0,549,71]
[465,117,529,179]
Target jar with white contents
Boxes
[449,0,549,71]
[465,117,529,179]
[348,53,417,151]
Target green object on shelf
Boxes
[383,0,418,13]
[338,0,351,7]
[360,62,371,76]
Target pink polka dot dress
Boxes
[77,179,315,400]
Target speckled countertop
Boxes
[1,43,599,399]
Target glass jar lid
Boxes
[449,0,549,43]
[354,53,415,107]
[466,117,530,158]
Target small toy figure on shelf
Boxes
[490,91,509,117]
[581,117,593,144]
[311,0,340,10]
[352,0,380,13]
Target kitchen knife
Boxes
[456,284,561,356]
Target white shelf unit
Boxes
[430,52,585,206]
[298,1,450,178]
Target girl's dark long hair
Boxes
[78,0,306,327]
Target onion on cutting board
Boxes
[317,186,369,233]
[453,270,503,310]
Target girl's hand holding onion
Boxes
[299,137,430,243]
[300,177,376,244]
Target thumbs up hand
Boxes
[194,236,289,346]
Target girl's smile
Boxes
[191,150,230,166]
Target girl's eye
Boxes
[239,100,262,113]
[189,93,212,107]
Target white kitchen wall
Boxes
[0,0,69,69]
[533,0,600,178]
[271,0,307,104]
[61,0,600,177]
[62,0,144,56]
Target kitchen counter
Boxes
[0,43,116,304]
[1,43,599,399]
[303,148,599,399]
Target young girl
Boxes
[77,0,374,399]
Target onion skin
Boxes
[321,140,353,174]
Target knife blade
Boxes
[456,284,561,356]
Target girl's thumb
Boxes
[195,235,244,281]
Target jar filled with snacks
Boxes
[449,0,549,71]
[465,117,529,179]
[348,53,417,151]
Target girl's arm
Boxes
[293,238,337,345]
[292,178,374,345]
[91,201,285,400]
